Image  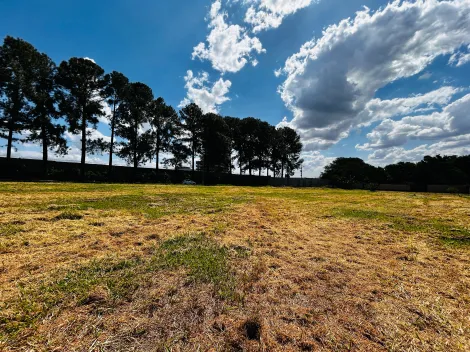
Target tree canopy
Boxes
[1,36,305,179]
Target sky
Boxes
[1,0,470,177]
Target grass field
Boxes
[0,183,469,351]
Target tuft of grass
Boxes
[335,208,470,246]
[439,236,470,248]
[0,223,23,237]
[152,234,235,298]
[0,257,142,337]
[53,211,83,221]
[0,234,236,341]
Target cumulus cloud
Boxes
[449,45,470,67]
[300,151,335,177]
[277,0,470,152]
[367,136,470,165]
[356,86,463,126]
[243,0,319,32]
[357,93,470,151]
[179,70,232,113]
[192,0,265,73]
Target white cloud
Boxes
[357,93,470,151]
[243,0,319,32]
[449,45,470,66]
[83,57,96,63]
[356,86,463,127]
[192,0,265,73]
[367,137,470,166]
[419,72,432,80]
[179,70,232,113]
[277,0,470,152]
[300,151,335,177]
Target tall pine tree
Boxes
[56,58,107,178]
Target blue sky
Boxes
[2,0,470,176]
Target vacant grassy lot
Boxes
[0,183,469,351]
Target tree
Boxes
[179,103,203,172]
[321,157,385,187]
[102,71,129,175]
[224,116,240,174]
[237,117,260,175]
[0,36,37,159]
[56,58,107,178]
[163,140,191,170]
[277,126,303,177]
[200,113,231,173]
[26,51,67,173]
[253,120,271,176]
[148,97,179,171]
[116,82,153,169]
[385,162,417,184]
[267,125,281,177]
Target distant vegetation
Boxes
[0,36,303,179]
[321,155,470,187]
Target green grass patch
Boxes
[0,223,23,237]
[335,208,470,245]
[152,234,235,298]
[70,194,248,219]
[0,234,236,341]
[54,211,83,221]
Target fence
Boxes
[1,157,469,193]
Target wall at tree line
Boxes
[1,158,469,193]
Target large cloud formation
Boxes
[179,70,232,113]
[192,0,265,73]
[277,0,470,153]
[244,0,319,32]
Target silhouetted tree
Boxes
[224,116,240,174]
[148,97,179,171]
[200,113,231,173]
[56,58,107,178]
[0,36,37,159]
[253,120,271,176]
[179,103,203,172]
[115,82,153,169]
[164,140,191,170]
[385,162,417,184]
[277,126,303,177]
[237,117,260,175]
[26,50,67,173]
[321,157,385,187]
[102,71,129,175]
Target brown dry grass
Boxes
[0,183,469,351]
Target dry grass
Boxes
[0,182,469,351]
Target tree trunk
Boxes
[108,104,116,177]
[156,135,160,171]
[81,114,86,180]
[133,123,138,170]
[6,127,13,160]
[259,167,261,176]
[192,148,195,172]
[42,123,48,176]
[281,163,284,179]
[249,161,252,176]
[156,151,159,171]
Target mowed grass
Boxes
[0,183,469,351]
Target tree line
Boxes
[321,155,470,186]
[0,36,303,179]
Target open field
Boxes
[0,183,469,351]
